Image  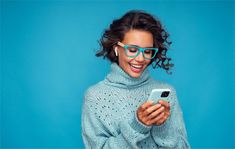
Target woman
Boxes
[82,10,190,149]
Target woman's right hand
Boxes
[137,101,165,126]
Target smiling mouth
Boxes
[129,63,144,73]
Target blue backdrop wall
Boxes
[1,0,234,148]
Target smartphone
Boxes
[148,88,171,103]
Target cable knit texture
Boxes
[82,63,190,149]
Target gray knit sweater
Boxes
[82,63,190,149]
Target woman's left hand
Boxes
[154,100,171,125]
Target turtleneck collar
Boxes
[104,63,151,89]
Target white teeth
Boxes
[131,64,143,69]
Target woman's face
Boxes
[116,29,153,78]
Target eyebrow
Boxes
[118,41,154,48]
[127,44,154,48]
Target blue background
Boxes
[1,0,234,148]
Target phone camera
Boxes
[161,91,170,98]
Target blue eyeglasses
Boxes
[117,41,158,60]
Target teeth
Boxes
[131,64,143,69]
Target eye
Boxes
[144,49,152,54]
[128,47,138,53]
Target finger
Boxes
[139,114,156,126]
[144,119,153,126]
[143,103,162,117]
[150,112,165,124]
[158,100,170,108]
[157,117,167,125]
[156,112,171,125]
[139,100,154,111]
[147,106,165,119]
[165,110,170,117]
[163,114,168,120]
[137,101,154,119]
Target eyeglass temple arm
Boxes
[117,41,125,47]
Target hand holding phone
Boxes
[137,88,171,126]
[146,88,171,125]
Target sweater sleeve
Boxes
[151,87,191,149]
[82,92,152,149]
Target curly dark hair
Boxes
[96,10,174,74]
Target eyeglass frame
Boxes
[117,41,158,60]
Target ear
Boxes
[114,47,118,56]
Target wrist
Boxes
[129,112,152,134]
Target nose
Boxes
[135,52,145,62]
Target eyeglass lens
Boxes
[125,46,156,59]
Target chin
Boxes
[128,71,143,78]
[120,62,147,78]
